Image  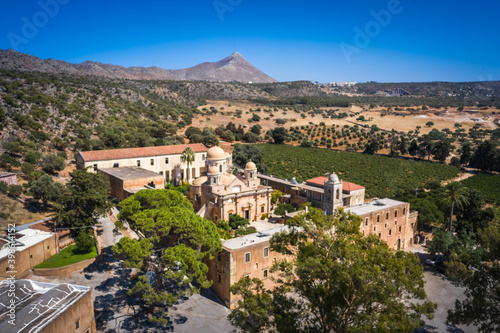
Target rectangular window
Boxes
[386,212,389,220]
[245,252,251,263]
[399,226,402,233]
[47,246,50,250]
[217,273,222,284]
[263,247,269,258]
[75,319,80,330]
[263,269,268,279]
[150,159,154,166]
[389,229,392,236]
[202,154,206,160]
[403,208,406,215]
[181,157,184,163]
[113,163,119,168]
[365,218,369,226]
[218,254,221,262]
[376,215,380,223]
[165,158,169,164]
[93,164,98,171]
[261,206,264,213]
[373,227,376,232]
[378,233,381,238]
[395,210,398,218]
[137,160,141,167]
[411,223,414,229]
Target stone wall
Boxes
[0,234,57,278]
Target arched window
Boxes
[336,189,340,200]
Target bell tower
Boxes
[323,173,343,214]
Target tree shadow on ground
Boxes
[84,245,115,274]
[200,287,226,306]
[93,244,230,332]
[446,325,465,333]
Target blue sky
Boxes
[0,0,498,82]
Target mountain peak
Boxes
[0,50,277,83]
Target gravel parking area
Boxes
[406,245,478,333]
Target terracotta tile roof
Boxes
[30,220,71,237]
[306,176,328,186]
[305,176,365,191]
[342,181,365,191]
[79,143,208,162]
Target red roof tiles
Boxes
[305,176,365,191]
[79,143,208,162]
[30,220,71,237]
[343,181,365,191]
[306,176,329,186]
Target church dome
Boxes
[207,146,226,160]
[208,165,219,174]
[192,176,208,186]
[328,173,339,183]
[245,161,257,170]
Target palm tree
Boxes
[442,181,469,232]
[181,147,195,182]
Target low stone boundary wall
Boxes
[33,258,96,277]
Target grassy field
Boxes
[461,173,500,204]
[34,244,97,269]
[257,144,460,199]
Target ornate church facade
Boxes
[188,147,274,222]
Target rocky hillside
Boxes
[0,50,276,83]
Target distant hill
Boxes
[0,50,277,83]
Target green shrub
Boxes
[0,182,8,194]
[74,231,97,254]
[229,214,250,229]
[274,203,295,217]
[8,184,23,197]
[41,154,66,173]
[234,226,257,237]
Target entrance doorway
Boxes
[244,210,250,220]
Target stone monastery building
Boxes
[188,146,274,222]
